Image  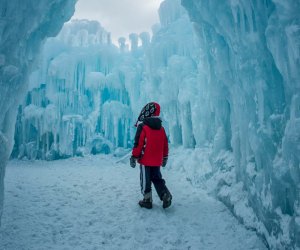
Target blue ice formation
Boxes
[0,0,299,248]
[0,0,76,225]
[181,0,300,248]
[12,20,128,159]
[12,1,199,160]
[12,19,141,160]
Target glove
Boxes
[162,157,168,167]
[130,156,137,168]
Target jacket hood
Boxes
[143,117,162,130]
[135,102,161,127]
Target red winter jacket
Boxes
[132,117,168,167]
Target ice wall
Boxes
[12,20,137,160]
[181,0,300,248]
[140,0,200,149]
[13,1,199,161]
[0,0,76,222]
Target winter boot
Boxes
[139,192,152,209]
[162,191,172,209]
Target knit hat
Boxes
[135,102,160,126]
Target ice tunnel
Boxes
[0,0,299,249]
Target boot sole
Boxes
[138,202,153,209]
[162,196,172,209]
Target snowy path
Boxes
[0,155,266,250]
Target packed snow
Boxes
[0,154,266,250]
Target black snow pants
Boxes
[140,165,170,200]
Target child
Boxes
[130,102,172,209]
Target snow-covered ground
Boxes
[0,155,266,250]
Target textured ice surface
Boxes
[12,1,200,159]
[12,20,135,160]
[181,0,300,248]
[0,0,76,223]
